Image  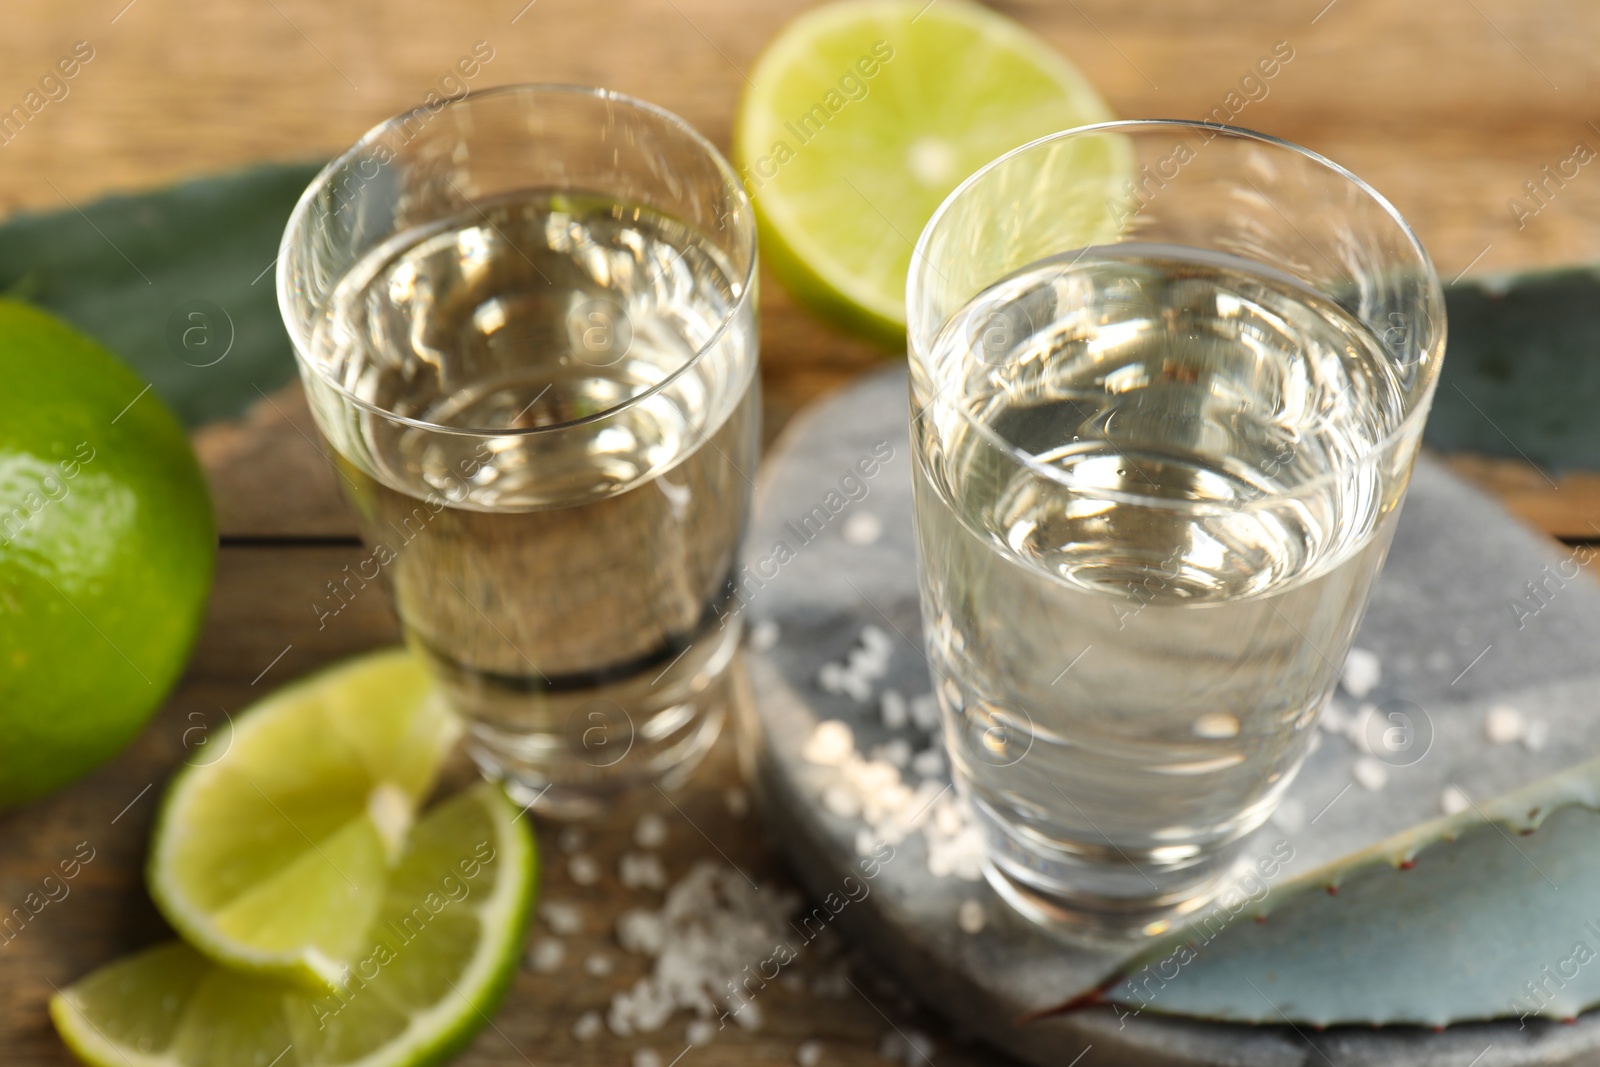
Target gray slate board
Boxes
[741,364,1600,1067]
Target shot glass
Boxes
[906,121,1445,935]
[278,85,759,818]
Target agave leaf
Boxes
[1428,266,1600,471]
[1098,757,1600,1028]
[0,161,323,428]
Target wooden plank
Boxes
[5,0,1600,1062]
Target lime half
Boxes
[53,782,536,1067]
[147,649,461,987]
[736,0,1116,344]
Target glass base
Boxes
[434,621,740,820]
[971,793,1261,941]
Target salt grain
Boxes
[879,1032,907,1060]
[880,690,909,730]
[635,812,669,849]
[634,1050,663,1067]
[573,1010,603,1041]
[1524,718,1550,753]
[687,1019,716,1046]
[958,899,986,934]
[909,694,939,732]
[1353,756,1388,792]
[842,510,883,546]
[558,826,587,854]
[587,953,615,977]
[527,937,565,973]
[1341,648,1381,699]
[910,748,944,778]
[617,908,667,955]
[805,721,856,766]
[569,854,601,886]
[797,1039,825,1067]
[621,852,668,891]
[541,900,583,936]
[876,738,912,769]
[905,1030,935,1064]
[1485,704,1526,745]
[823,783,863,819]
[750,618,781,652]
[725,787,750,817]
[1440,784,1472,815]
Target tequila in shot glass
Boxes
[279,85,758,818]
[906,121,1445,934]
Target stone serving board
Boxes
[739,365,1600,1067]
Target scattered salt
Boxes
[957,899,986,934]
[569,854,601,886]
[586,952,614,977]
[1441,785,1472,815]
[558,826,587,854]
[797,1039,825,1067]
[750,618,781,652]
[686,1019,716,1046]
[527,937,564,973]
[573,1010,603,1041]
[621,852,668,891]
[605,861,800,1037]
[905,1030,935,1064]
[635,812,669,849]
[908,694,940,732]
[880,689,909,730]
[1485,704,1526,745]
[910,748,944,778]
[634,1050,663,1067]
[842,510,883,545]
[805,721,855,766]
[725,787,750,817]
[1353,757,1388,791]
[1524,718,1550,752]
[1341,648,1381,699]
[879,1032,907,1061]
[541,900,583,936]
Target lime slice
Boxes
[52,781,536,1067]
[147,649,462,987]
[736,0,1116,345]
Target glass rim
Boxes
[907,118,1447,513]
[276,82,758,440]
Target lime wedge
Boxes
[147,649,462,987]
[53,782,536,1067]
[736,0,1116,345]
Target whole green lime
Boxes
[0,300,214,810]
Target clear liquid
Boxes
[308,191,758,815]
[912,244,1412,923]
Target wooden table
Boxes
[3,0,1599,1063]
